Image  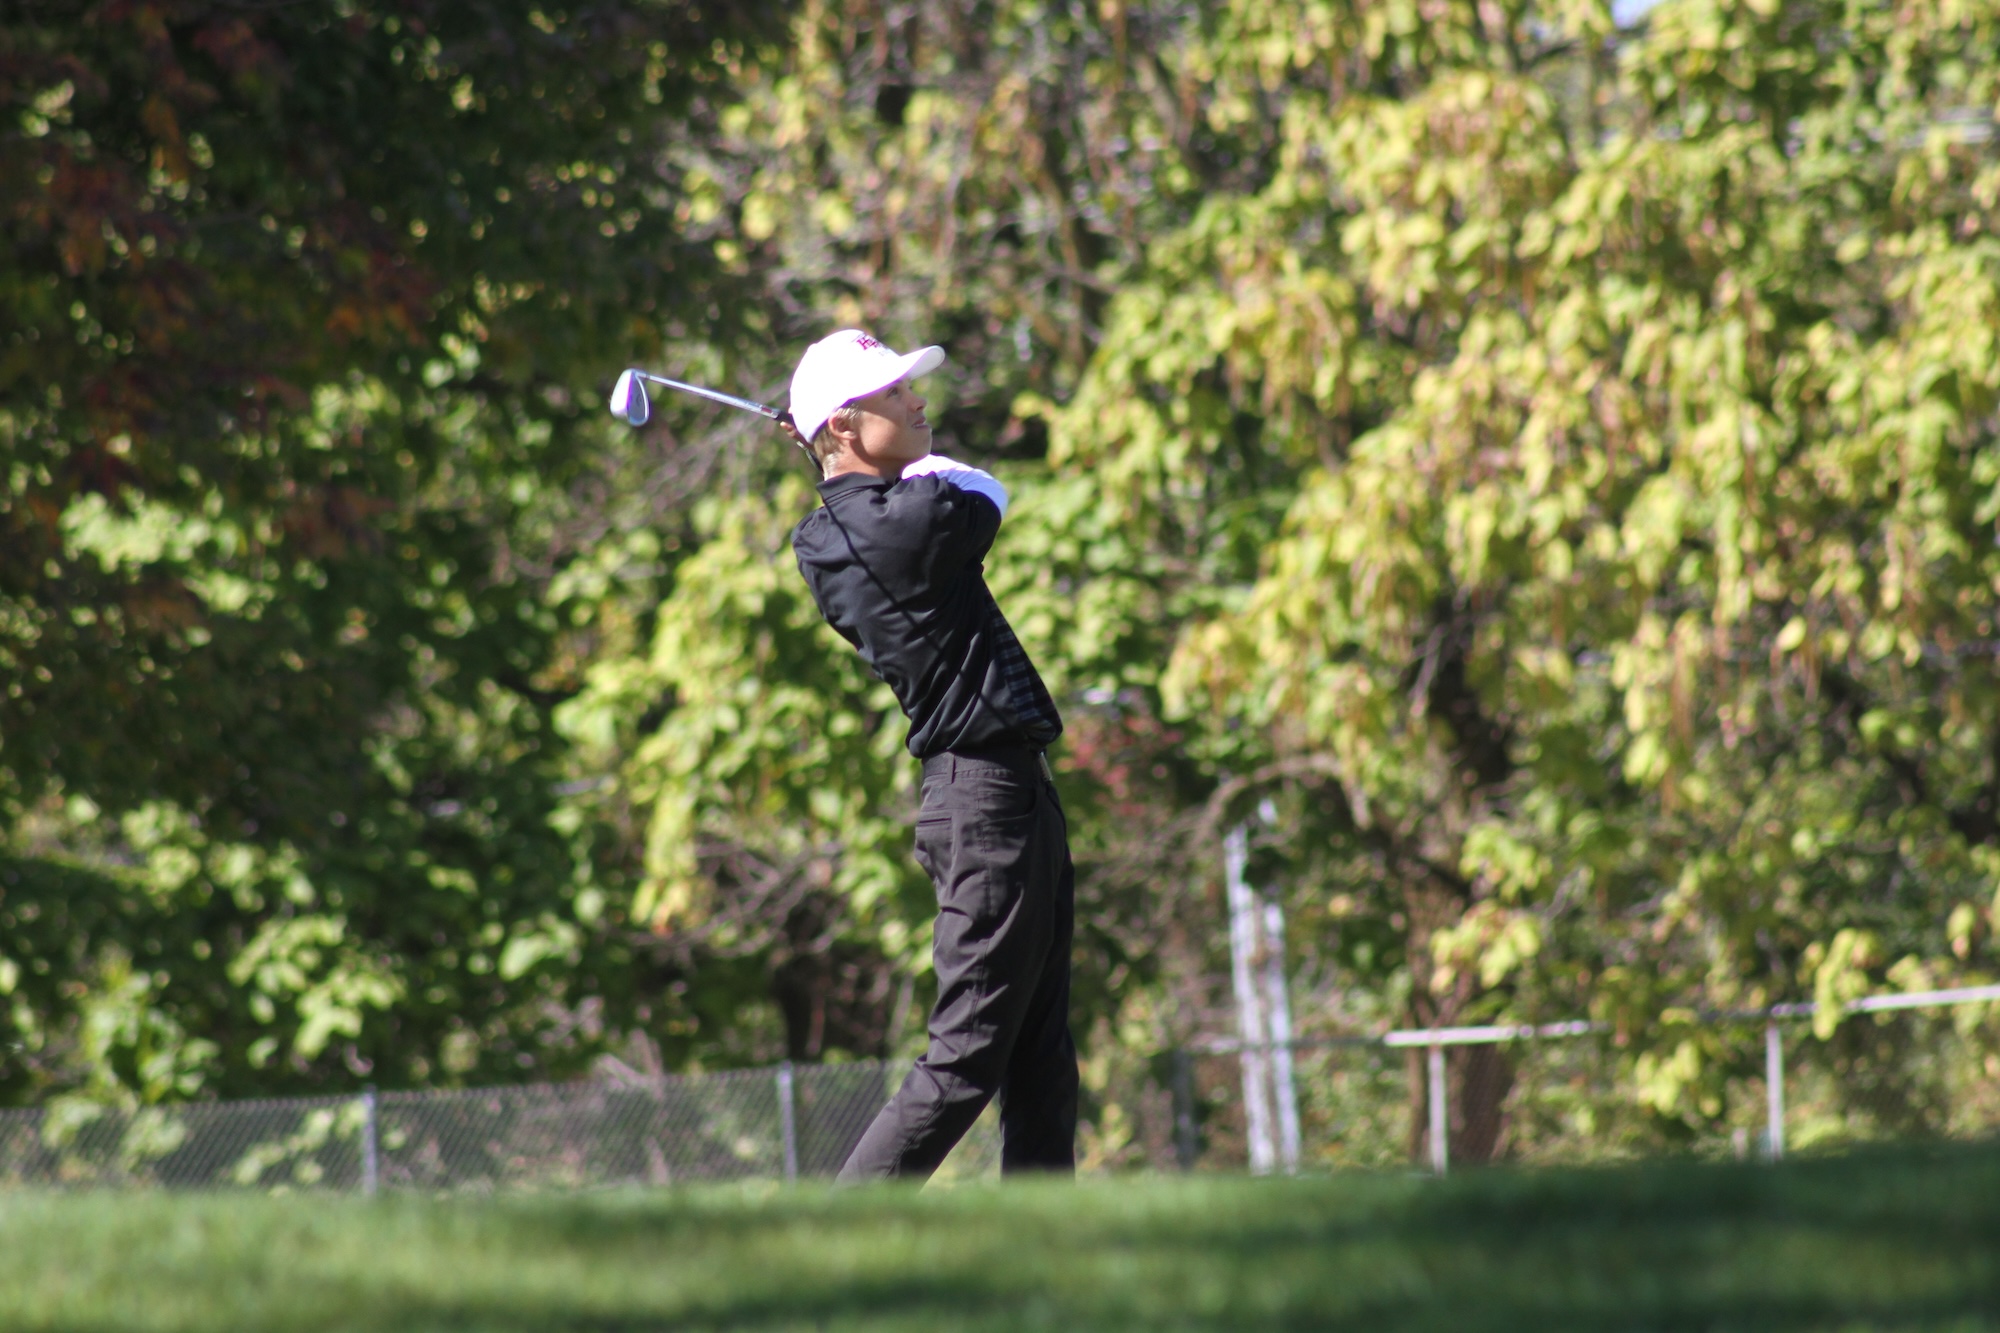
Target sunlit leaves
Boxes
[557,480,924,948]
[1068,0,2000,1131]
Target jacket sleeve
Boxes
[882,469,1003,589]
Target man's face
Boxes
[843,377,931,467]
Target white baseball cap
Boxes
[788,329,945,442]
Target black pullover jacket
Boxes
[791,466,1062,759]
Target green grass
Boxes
[4,1145,1999,1331]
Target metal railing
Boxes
[1183,983,2000,1176]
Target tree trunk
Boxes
[1408,1043,1515,1167]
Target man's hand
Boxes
[778,413,809,452]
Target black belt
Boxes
[921,742,1055,784]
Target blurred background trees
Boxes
[0,0,788,1101]
[6,0,2000,1168]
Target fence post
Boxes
[1764,1021,1785,1162]
[1259,897,1302,1176]
[777,1060,799,1185]
[1428,1043,1449,1177]
[1170,1048,1198,1171]
[360,1085,379,1197]
[1225,825,1277,1174]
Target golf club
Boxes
[608,368,795,433]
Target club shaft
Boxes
[634,371,781,420]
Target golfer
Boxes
[780,329,1077,1180]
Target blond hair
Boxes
[807,404,857,477]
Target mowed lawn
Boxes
[3,1145,1998,1332]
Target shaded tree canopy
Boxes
[1,0,785,1101]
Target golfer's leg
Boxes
[998,794,1077,1174]
[838,766,1047,1182]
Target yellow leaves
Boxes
[810,193,857,241]
[1342,208,1448,311]
[1835,228,1874,267]
[1429,900,1544,992]
[1160,615,1261,724]
[1948,902,1982,961]
[1461,822,1552,903]
[1049,197,1366,517]
[740,192,779,242]
[638,789,708,933]
[1633,1037,1720,1121]
[1609,609,1721,795]
[1446,483,1505,588]
[1806,928,1881,1040]
[1512,643,1575,702]
[676,170,726,228]
[1191,0,1372,96]
[1329,71,1571,318]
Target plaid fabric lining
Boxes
[988,602,1061,745]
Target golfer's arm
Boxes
[886,466,1003,582]
[899,454,1008,519]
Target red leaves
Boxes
[64,440,141,504]
[282,487,392,561]
[43,158,130,276]
[141,92,192,181]
[122,575,205,633]
[189,17,283,92]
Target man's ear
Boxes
[826,406,861,451]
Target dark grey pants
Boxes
[837,746,1078,1181]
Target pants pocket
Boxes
[913,805,951,884]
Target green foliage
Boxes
[1085,0,2000,1133]
[0,3,786,1100]
[556,479,925,947]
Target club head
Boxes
[609,369,650,426]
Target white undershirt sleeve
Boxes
[898,453,1010,518]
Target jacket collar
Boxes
[817,470,894,500]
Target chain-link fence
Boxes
[1178,983,2000,1175]
[4,983,1994,1191]
[0,1060,1002,1193]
